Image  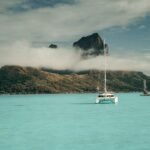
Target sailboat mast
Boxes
[104,40,107,93]
[144,80,147,90]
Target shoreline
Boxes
[0,91,142,96]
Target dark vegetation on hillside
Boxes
[0,65,149,94]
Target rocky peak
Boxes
[49,44,58,49]
[73,33,108,56]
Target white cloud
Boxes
[74,54,150,74]
[0,41,82,69]
[0,0,150,43]
[0,0,150,74]
[0,41,149,75]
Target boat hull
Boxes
[96,96,118,104]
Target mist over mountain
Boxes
[0,32,149,94]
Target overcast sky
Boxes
[0,0,150,74]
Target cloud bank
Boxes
[0,0,150,43]
[0,0,150,75]
[0,41,149,75]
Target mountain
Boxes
[73,33,108,56]
[49,44,58,48]
[0,65,149,94]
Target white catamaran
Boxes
[96,41,118,104]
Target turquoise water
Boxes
[0,93,150,150]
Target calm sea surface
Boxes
[0,93,150,150]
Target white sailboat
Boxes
[141,80,150,96]
[96,41,118,104]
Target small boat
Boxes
[140,80,150,96]
[96,41,118,104]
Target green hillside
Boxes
[0,66,149,94]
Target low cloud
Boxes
[0,41,149,75]
[0,41,82,70]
